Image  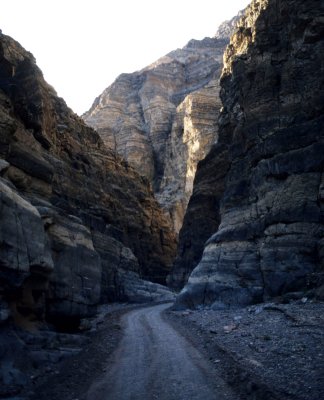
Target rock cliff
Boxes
[83,35,232,231]
[0,33,176,328]
[173,0,324,307]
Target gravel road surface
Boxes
[85,303,239,400]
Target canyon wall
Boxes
[173,0,324,307]
[83,22,241,231]
[0,33,176,328]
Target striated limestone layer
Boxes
[83,37,229,231]
[157,80,222,232]
[0,33,176,328]
[173,0,324,307]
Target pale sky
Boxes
[1,0,251,115]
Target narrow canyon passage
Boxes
[85,303,239,400]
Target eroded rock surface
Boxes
[0,33,176,328]
[83,33,236,231]
[174,0,324,307]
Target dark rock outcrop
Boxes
[0,33,176,327]
[174,0,324,308]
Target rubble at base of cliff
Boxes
[0,303,136,399]
[167,298,324,400]
[1,298,323,400]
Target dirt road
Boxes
[85,303,239,400]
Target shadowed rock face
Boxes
[0,33,176,327]
[173,0,324,307]
[83,37,231,232]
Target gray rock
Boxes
[45,213,102,320]
[175,0,324,309]
[0,179,54,322]
[0,158,9,173]
[120,270,176,303]
[214,10,245,40]
[0,302,10,322]
[0,361,27,386]
[0,179,54,277]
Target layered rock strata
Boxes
[0,33,176,328]
[84,37,229,231]
[173,0,324,307]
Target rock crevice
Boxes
[83,20,242,231]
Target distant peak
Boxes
[214,9,246,40]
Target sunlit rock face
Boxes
[173,0,324,307]
[84,30,239,231]
[0,33,176,327]
[157,81,222,233]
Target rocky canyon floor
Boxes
[12,300,324,400]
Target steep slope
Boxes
[173,0,324,307]
[83,26,240,231]
[0,33,176,329]
[214,9,245,40]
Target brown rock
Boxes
[158,81,222,232]
[83,37,228,231]
[0,33,176,325]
